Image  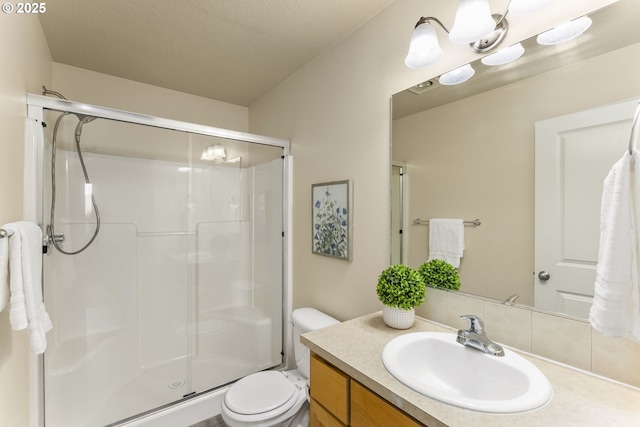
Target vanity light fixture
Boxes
[405,0,557,69]
[201,143,227,161]
[449,0,497,44]
[481,42,525,66]
[536,16,592,46]
[439,64,475,86]
[405,0,508,69]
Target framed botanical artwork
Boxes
[312,180,352,261]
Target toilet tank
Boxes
[292,308,339,378]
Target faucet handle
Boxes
[460,314,484,333]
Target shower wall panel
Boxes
[42,113,284,426]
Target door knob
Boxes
[538,271,551,281]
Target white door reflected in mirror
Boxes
[534,99,637,318]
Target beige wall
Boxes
[393,41,640,305]
[0,13,52,427]
[52,63,249,131]
[248,0,616,321]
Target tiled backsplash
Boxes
[416,288,640,388]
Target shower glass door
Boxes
[41,109,284,426]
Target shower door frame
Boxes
[25,93,293,427]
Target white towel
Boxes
[428,218,464,268]
[2,221,53,354]
[589,152,640,341]
[632,152,640,340]
[0,233,9,312]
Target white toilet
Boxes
[221,307,339,427]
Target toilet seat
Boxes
[221,370,308,427]
[224,371,298,415]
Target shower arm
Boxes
[42,85,67,100]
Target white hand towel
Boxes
[632,151,640,340]
[0,234,9,312]
[2,221,53,354]
[589,152,638,340]
[428,218,464,268]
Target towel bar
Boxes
[629,100,640,155]
[413,218,481,226]
[0,229,14,239]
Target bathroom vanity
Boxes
[301,312,640,427]
[309,354,422,426]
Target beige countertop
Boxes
[301,311,640,427]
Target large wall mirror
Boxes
[391,0,640,318]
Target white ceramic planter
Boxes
[382,306,415,329]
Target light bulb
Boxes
[405,21,444,69]
[537,16,592,46]
[481,43,525,66]
[439,64,475,85]
[201,144,227,161]
[449,0,496,44]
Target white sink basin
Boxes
[382,332,552,413]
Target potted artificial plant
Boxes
[376,264,426,329]
[418,259,461,290]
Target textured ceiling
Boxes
[39,0,393,106]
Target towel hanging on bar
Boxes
[0,229,14,239]
[427,218,465,268]
[0,222,53,354]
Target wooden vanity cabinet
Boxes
[350,380,423,427]
[310,354,349,426]
[310,399,347,427]
[309,353,426,427]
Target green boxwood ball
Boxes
[376,264,426,310]
[418,259,460,290]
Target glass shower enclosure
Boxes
[27,95,290,426]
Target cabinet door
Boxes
[310,398,347,427]
[350,380,425,427]
[310,354,349,425]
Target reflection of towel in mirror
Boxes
[428,218,464,268]
[0,233,8,312]
[589,151,640,341]
[1,221,52,354]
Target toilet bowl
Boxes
[220,308,339,427]
[221,370,307,427]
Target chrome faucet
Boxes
[503,294,520,306]
[456,315,505,357]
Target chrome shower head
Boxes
[74,115,96,140]
[75,114,97,124]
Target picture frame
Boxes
[311,180,352,261]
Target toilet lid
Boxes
[224,371,297,416]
